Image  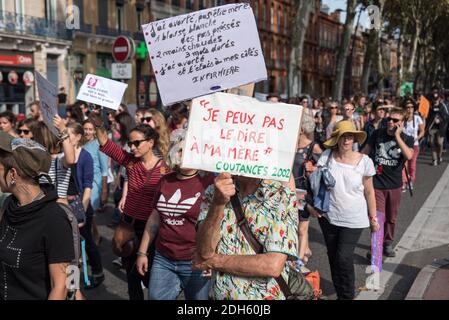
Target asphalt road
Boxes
[82,149,448,300]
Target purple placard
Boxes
[371,210,385,272]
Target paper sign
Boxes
[112,63,132,79]
[182,92,302,182]
[76,74,128,110]
[371,211,385,272]
[418,95,430,119]
[142,3,267,106]
[35,72,59,137]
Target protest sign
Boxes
[35,72,59,136]
[142,3,267,106]
[76,74,128,110]
[418,95,430,119]
[182,92,302,182]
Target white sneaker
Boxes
[112,258,122,269]
[433,160,438,166]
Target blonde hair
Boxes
[148,108,170,159]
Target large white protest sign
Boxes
[76,74,128,110]
[35,72,59,137]
[182,93,302,182]
[142,3,267,106]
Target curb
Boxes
[405,258,449,300]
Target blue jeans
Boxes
[149,251,210,300]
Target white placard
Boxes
[112,63,132,79]
[182,93,303,182]
[76,74,128,110]
[142,3,267,106]
[35,72,59,137]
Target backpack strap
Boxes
[58,203,81,266]
[230,193,292,298]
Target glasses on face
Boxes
[141,117,152,123]
[127,139,148,148]
[345,107,354,112]
[302,100,308,104]
[387,117,400,123]
[18,129,30,135]
[406,105,414,109]
[329,106,338,110]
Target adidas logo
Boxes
[157,189,201,218]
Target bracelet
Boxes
[59,133,70,141]
[136,251,148,257]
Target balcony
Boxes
[96,26,132,38]
[0,10,72,41]
[76,23,93,34]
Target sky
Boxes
[322,0,371,30]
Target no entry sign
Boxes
[112,36,135,63]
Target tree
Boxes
[287,0,315,98]
[332,0,358,102]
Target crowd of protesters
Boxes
[0,84,447,301]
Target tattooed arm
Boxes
[48,262,70,300]
[136,209,160,276]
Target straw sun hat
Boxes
[323,120,367,149]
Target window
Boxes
[98,0,108,28]
[96,53,114,78]
[45,0,56,21]
[186,0,193,10]
[199,0,206,10]
[116,4,123,32]
[253,1,258,19]
[270,4,274,26]
[172,0,180,7]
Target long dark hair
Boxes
[32,122,61,154]
[131,124,159,147]
[115,112,134,146]
[67,122,87,147]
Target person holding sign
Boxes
[92,116,169,300]
[193,174,298,300]
[33,117,76,205]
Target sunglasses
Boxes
[18,129,31,135]
[127,139,149,148]
[387,117,400,123]
[329,106,338,109]
[141,117,153,123]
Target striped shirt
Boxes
[100,140,169,221]
[40,153,71,198]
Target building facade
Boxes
[0,0,71,114]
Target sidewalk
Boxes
[357,163,449,300]
[406,258,449,300]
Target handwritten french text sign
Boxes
[76,74,128,110]
[35,72,59,137]
[142,3,267,106]
[182,92,302,182]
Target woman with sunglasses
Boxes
[93,116,169,300]
[324,102,343,140]
[402,101,425,191]
[17,118,38,139]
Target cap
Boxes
[0,131,52,181]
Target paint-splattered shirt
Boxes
[198,180,298,300]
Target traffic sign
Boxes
[112,63,132,79]
[112,36,135,63]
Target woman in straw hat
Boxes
[310,120,379,300]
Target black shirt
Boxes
[0,186,74,300]
[368,128,414,190]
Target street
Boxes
[82,149,449,300]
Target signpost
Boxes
[112,63,132,79]
[112,36,135,63]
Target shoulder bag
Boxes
[230,193,319,300]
